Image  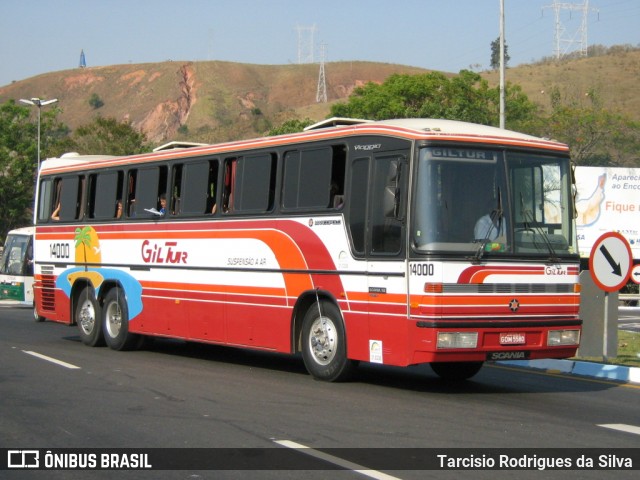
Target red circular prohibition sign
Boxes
[588,231,632,292]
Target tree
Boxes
[490,37,510,70]
[0,100,69,238]
[69,116,150,155]
[0,101,38,235]
[528,87,640,166]
[267,118,315,136]
[329,70,537,129]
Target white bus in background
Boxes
[573,166,640,263]
[0,226,35,308]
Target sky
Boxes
[1,0,639,87]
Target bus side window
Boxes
[282,146,342,210]
[57,176,82,222]
[89,171,122,219]
[134,166,167,219]
[179,160,213,215]
[37,178,54,223]
[230,153,276,212]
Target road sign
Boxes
[589,232,632,292]
[631,264,640,285]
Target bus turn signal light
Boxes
[424,283,443,293]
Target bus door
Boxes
[348,152,409,364]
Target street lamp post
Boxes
[19,97,58,167]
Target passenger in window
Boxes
[51,203,61,221]
[159,194,167,216]
[211,203,217,214]
[115,200,123,219]
[330,181,344,209]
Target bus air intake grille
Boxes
[40,274,57,312]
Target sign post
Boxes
[588,232,632,361]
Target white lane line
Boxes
[598,424,640,436]
[274,440,401,480]
[22,350,81,370]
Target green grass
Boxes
[575,330,640,368]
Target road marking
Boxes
[22,350,81,370]
[274,440,401,480]
[598,424,640,436]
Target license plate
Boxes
[500,332,526,345]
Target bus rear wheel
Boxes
[301,300,355,382]
[76,289,104,347]
[430,361,484,381]
[102,288,139,351]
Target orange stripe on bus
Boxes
[141,280,286,298]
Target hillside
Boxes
[0,61,428,145]
[1,50,638,147]
[482,48,640,121]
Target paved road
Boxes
[1,307,639,480]
[619,307,640,333]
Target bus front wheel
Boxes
[430,361,484,381]
[301,300,355,382]
[76,289,104,347]
[102,288,139,351]
[33,303,45,322]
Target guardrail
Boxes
[620,294,639,300]
[619,294,639,306]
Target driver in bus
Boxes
[474,197,506,241]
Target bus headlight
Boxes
[547,329,580,346]
[437,332,478,349]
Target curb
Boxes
[500,359,640,384]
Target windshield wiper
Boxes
[519,194,559,263]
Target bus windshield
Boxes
[412,146,577,258]
[0,232,33,276]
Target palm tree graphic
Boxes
[75,226,92,267]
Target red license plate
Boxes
[500,332,526,345]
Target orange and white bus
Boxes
[33,118,581,381]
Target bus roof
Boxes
[5,226,35,236]
[305,117,550,142]
[41,152,118,168]
[371,118,552,141]
[39,118,568,174]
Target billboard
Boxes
[574,166,640,260]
